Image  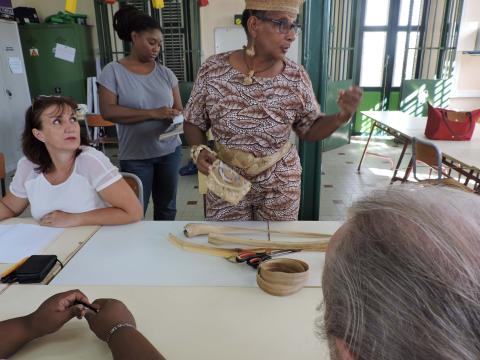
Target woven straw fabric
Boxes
[245,0,304,14]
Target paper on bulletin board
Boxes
[54,43,76,63]
[8,57,23,74]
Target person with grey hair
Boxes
[321,185,480,360]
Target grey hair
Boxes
[321,185,480,360]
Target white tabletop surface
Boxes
[0,218,99,280]
[0,284,329,360]
[51,221,339,287]
[361,111,427,134]
[361,111,480,171]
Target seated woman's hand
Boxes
[197,149,217,175]
[40,210,79,227]
[85,299,136,342]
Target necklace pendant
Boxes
[243,75,253,85]
[243,70,255,85]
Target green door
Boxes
[322,0,361,152]
[355,0,464,133]
[354,0,409,133]
[322,79,354,151]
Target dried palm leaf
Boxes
[184,223,331,238]
[208,233,329,252]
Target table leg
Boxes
[390,139,410,183]
[357,121,377,173]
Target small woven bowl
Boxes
[257,258,309,296]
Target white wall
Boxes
[199,0,244,61]
[450,0,480,109]
[11,0,99,53]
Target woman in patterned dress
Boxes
[184,0,362,221]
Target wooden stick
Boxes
[168,234,240,258]
[184,223,331,238]
[208,233,329,252]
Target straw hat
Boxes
[245,0,304,14]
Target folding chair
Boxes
[121,172,144,213]
[411,137,444,181]
[0,153,6,197]
[410,138,474,192]
[85,114,118,152]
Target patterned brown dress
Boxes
[184,52,322,220]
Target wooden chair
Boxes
[121,172,144,212]
[0,153,6,197]
[85,114,118,152]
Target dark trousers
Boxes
[120,146,181,220]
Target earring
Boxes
[243,39,256,57]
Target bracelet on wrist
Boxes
[106,323,136,344]
[191,144,215,164]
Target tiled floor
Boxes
[8,138,439,221]
[318,136,407,221]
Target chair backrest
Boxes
[0,153,6,196]
[86,114,115,128]
[121,172,144,212]
[412,137,443,181]
[84,114,118,152]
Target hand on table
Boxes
[337,86,363,120]
[40,210,79,227]
[85,299,136,342]
[196,149,217,175]
[26,289,94,338]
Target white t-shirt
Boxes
[10,146,122,220]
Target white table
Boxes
[0,284,329,360]
[359,111,480,184]
[0,218,99,285]
[51,221,340,287]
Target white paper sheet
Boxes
[0,224,64,263]
[172,114,184,125]
[54,43,76,63]
[8,57,23,74]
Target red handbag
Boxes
[425,103,480,141]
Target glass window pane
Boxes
[365,0,390,26]
[360,32,387,87]
[399,0,422,26]
[393,32,419,87]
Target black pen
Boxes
[74,300,99,313]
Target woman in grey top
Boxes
[98,5,182,220]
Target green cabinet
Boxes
[19,23,95,104]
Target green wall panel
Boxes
[389,91,399,110]
[353,91,382,134]
[400,79,452,116]
[19,24,95,104]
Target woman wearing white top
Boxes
[0,96,143,227]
